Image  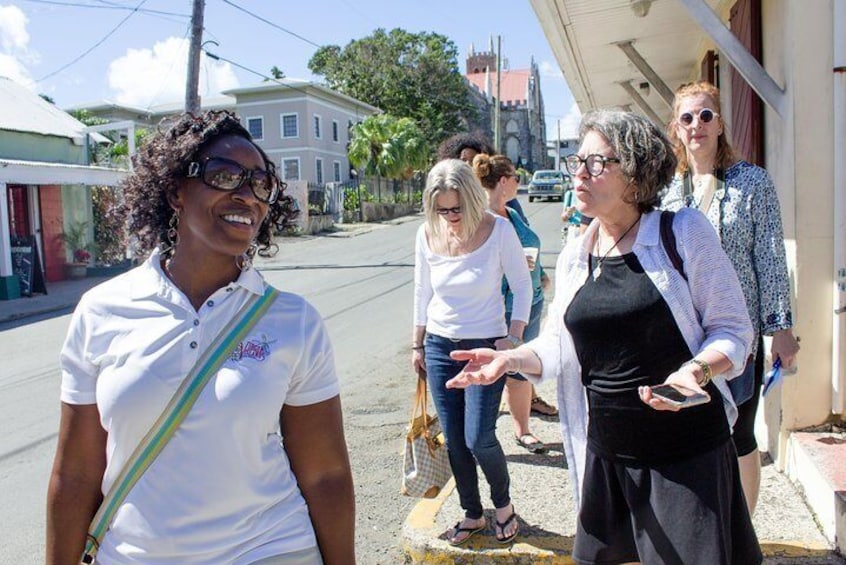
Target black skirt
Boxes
[572,440,762,565]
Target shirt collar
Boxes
[130,247,266,300]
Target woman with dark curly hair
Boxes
[47,110,354,564]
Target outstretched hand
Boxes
[445,348,510,389]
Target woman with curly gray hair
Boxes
[47,110,354,564]
[447,110,762,564]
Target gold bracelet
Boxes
[687,358,712,386]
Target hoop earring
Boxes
[236,241,258,272]
[163,210,180,257]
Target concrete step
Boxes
[786,429,846,555]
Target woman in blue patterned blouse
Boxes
[663,81,800,515]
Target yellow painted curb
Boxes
[403,480,838,563]
[760,540,837,558]
[404,477,456,531]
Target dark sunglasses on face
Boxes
[186,157,280,204]
[678,108,718,126]
[436,206,463,216]
[564,153,621,177]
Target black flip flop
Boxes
[515,433,548,454]
[495,511,519,544]
[447,520,485,546]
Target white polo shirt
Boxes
[60,249,340,564]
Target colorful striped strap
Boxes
[81,286,279,564]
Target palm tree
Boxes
[348,114,429,200]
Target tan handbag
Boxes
[401,374,451,498]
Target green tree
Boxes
[348,113,429,180]
[266,66,285,80]
[309,28,475,151]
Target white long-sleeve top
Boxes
[414,213,532,339]
[526,208,753,506]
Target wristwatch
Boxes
[504,334,523,348]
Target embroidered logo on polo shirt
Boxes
[229,333,274,362]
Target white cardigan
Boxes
[526,208,753,506]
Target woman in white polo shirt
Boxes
[46,110,354,564]
[412,159,532,545]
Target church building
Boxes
[463,39,549,170]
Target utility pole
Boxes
[556,120,561,171]
[185,0,205,114]
[494,35,502,152]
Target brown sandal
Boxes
[531,395,559,417]
[515,433,548,454]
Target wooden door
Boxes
[729,0,765,166]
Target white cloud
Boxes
[0,5,34,86]
[108,36,238,107]
[0,5,28,52]
[538,60,563,80]
[0,52,33,87]
[558,102,582,139]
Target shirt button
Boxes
[190,341,198,349]
[225,287,233,292]
[206,300,214,307]
[193,319,200,326]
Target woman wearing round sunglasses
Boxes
[48,110,354,564]
[412,159,532,545]
[446,110,761,564]
[663,81,799,516]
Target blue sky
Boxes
[0,0,580,140]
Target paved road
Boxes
[0,197,568,565]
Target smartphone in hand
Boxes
[649,383,710,408]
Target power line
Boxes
[219,0,321,48]
[20,0,186,18]
[203,49,314,99]
[35,0,149,83]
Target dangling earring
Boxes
[164,210,180,257]
[236,241,258,272]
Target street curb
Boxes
[0,301,75,324]
[402,478,576,564]
[401,479,841,564]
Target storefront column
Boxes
[0,182,21,299]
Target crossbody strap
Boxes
[660,210,687,281]
[81,286,280,564]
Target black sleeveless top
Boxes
[564,253,729,464]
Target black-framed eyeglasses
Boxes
[678,108,718,126]
[564,154,621,177]
[506,172,520,181]
[186,157,280,204]
[436,206,463,216]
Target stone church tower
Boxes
[463,38,549,170]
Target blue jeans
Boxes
[425,333,510,519]
[505,299,544,382]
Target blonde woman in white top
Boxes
[412,158,532,546]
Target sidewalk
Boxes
[0,275,110,323]
[402,378,845,564]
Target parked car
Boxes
[528,170,570,202]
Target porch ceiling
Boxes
[530,0,720,124]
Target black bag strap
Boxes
[660,210,687,281]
